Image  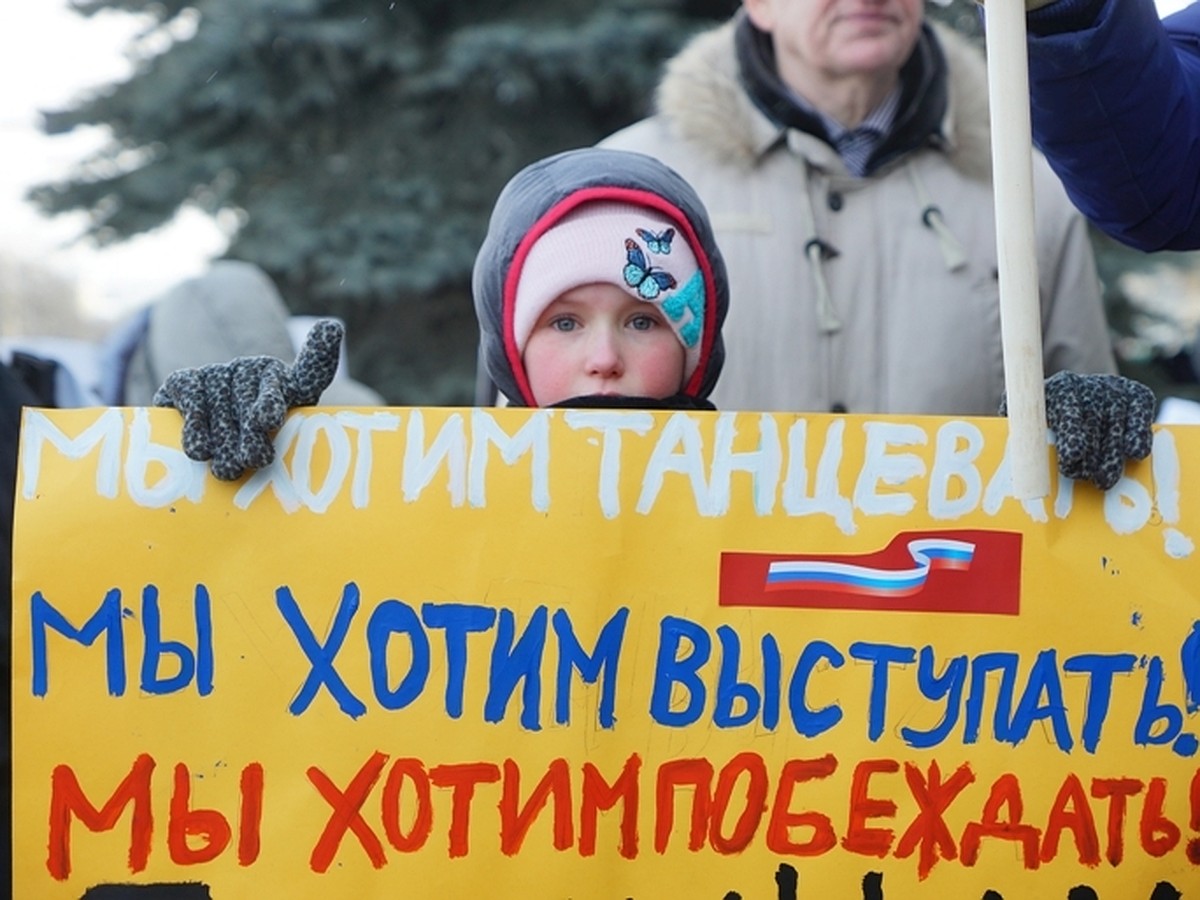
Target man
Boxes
[602,0,1116,414]
[1024,0,1200,252]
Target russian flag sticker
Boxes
[719,530,1022,615]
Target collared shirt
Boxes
[793,86,904,176]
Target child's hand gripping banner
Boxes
[12,406,1200,898]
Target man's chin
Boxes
[831,43,908,78]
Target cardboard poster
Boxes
[12,406,1200,898]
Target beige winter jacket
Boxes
[602,20,1115,415]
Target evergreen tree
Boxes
[31,0,736,402]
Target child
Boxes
[154,148,730,480]
[156,148,1153,490]
[470,147,727,410]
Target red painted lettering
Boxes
[764,754,838,856]
[381,757,433,853]
[168,762,232,864]
[842,758,900,858]
[1041,774,1100,866]
[499,758,573,855]
[428,761,501,858]
[238,763,264,867]
[47,753,155,881]
[960,773,1041,870]
[709,752,769,854]
[1139,777,1180,858]
[895,760,975,879]
[307,750,389,872]
[654,758,713,853]
[580,755,640,859]
[1091,776,1143,866]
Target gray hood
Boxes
[114,260,382,406]
[473,147,730,407]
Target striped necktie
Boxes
[834,127,883,177]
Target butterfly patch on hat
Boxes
[623,238,677,301]
[636,227,675,255]
[621,229,704,349]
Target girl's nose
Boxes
[585,329,624,377]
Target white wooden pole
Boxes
[985,0,1051,499]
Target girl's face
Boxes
[523,283,685,406]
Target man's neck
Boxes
[778,63,902,129]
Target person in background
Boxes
[98,259,382,408]
[600,0,1116,416]
[1022,0,1200,252]
[0,361,31,900]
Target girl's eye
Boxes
[549,317,578,333]
[628,314,659,331]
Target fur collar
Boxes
[653,18,992,181]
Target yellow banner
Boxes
[12,407,1200,898]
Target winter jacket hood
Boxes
[473,147,730,408]
[106,260,383,407]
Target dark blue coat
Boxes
[1028,0,1200,251]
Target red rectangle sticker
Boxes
[719,530,1022,615]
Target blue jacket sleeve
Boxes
[1028,0,1200,251]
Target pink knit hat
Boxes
[510,201,708,382]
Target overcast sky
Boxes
[0,0,1192,325]
[0,1,225,324]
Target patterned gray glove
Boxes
[1001,371,1155,491]
[153,319,344,481]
